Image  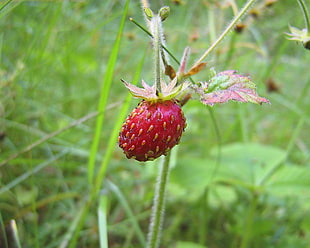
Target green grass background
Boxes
[0,0,310,247]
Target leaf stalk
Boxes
[191,0,258,69]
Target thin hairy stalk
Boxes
[146,152,171,248]
[191,0,258,69]
[151,15,163,93]
[129,17,180,65]
[297,0,310,31]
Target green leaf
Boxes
[169,157,218,202]
[170,143,287,200]
[207,184,237,208]
[209,143,287,187]
[265,165,310,197]
[193,70,270,106]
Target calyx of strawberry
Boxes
[120,45,204,103]
[121,77,189,102]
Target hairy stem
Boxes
[146,152,171,248]
[297,0,310,31]
[191,0,258,69]
[129,17,180,65]
[151,15,163,94]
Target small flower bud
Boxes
[144,7,153,20]
[159,6,170,21]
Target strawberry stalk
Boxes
[147,152,171,248]
[129,17,180,66]
[147,7,170,96]
[150,15,162,95]
[146,7,173,248]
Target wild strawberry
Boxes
[118,65,191,161]
[118,99,186,161]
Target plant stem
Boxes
[146,152,171,248]
[151,15,163,94]
[129,17,180,65]
[191,0,258,69]
[297,0,310,31]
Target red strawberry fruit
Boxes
[118,77,189,161]
[119,99,186,161]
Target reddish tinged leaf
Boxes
[200,86,270,105]
[193,70,270,106]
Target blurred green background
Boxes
[0,0,309,247]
